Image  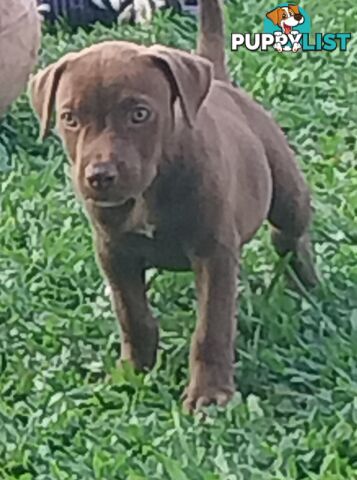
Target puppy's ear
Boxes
[288,4,300,14]
[142,45,213,128]
[266,7,280,25]
[29,54,73,140]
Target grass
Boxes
[0,0,356,478]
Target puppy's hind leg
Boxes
[267,146,319,289]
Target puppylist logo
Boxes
[231,4,352,53]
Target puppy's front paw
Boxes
[292,42,302,52]
[182,362,235,413]
[274,43,283,52]
[120,322,159,372]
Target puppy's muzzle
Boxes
[85,162,118,191]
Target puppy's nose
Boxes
[85,163,118,191]
[294,13,302,21]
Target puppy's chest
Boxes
[101,196,195,270]
[130,164,200,236]
[126,198,156,239]
[94,196,189,242]
[91,196,156,239]
[93,164,203,244]
[128,194,195,241]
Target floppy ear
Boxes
[29,54,74,139]
[266,7,280,25]
[141,45,213,128]
[288,4,300,14]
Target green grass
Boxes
[1,0,357,478]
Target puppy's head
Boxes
[266,5,304,34]
[30,41,212,209]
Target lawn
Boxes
[0,0,356,479]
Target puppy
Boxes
[30,0,317,411]
[266,4,304,52]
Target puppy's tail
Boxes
[197,0,229,82]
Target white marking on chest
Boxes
[123,195,156,239]
[131,223,156,239]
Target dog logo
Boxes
[265,4,306,51]
[231,3,351,53]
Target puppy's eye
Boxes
[61,111,80,129]
[282,13,287,19]
[129,106,151,124]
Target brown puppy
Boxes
[30,0,318,411]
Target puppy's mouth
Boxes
[86,197,136,211]
[283,23,292,34]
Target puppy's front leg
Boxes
[96,241,158,371]
[183,247,238,411]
